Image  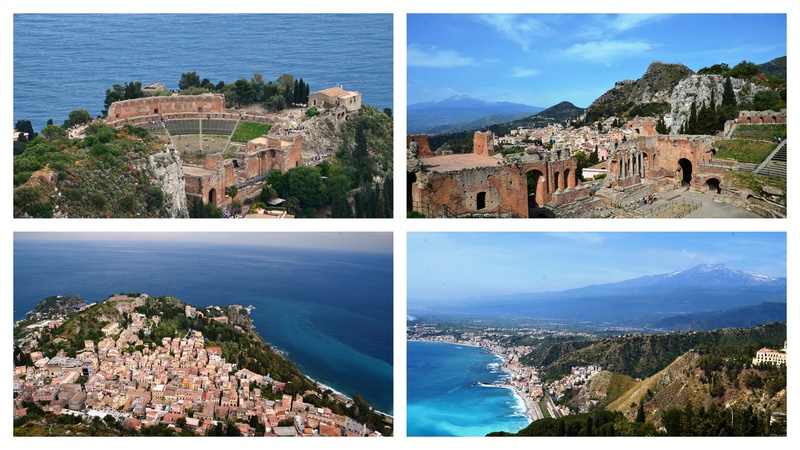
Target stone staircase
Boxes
[755,140,787,180]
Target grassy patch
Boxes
[713,139,775,164]
[726,171,786,197]
[231,122,272,142]
[732,123,786,141]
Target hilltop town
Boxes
[13,294,392,436]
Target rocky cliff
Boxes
[668,74,767,133]
[145,148,189,218]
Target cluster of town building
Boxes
[13,295,385,436]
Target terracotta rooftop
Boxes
[316,87,359,98]
[420,153,502,173]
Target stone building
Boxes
[308,87,362,112]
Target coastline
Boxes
[408,339,537,425]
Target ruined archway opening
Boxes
[476,192,486,210]
[553,172,560,191]
[706,178,721,194]
[208,188,216,205]
[564,169,571,189]
[526,170,543,208]
[678,158,693,185]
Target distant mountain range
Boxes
[409,264,786,328]
[409,56,786,140]
[407,95,543,134]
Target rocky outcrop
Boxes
[586,62,694,120]
[668,75,767,133]
[145,148,189,218]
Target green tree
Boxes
[225,185,238,199]
[266,170,289,197]
[41,124,67,140]
[64,109,92,128]
[15,120,36,141]
[636,402,646,423]
[288,166,327,209]
[722,76,737,108]
[178,71,202,90]
[753,90,781,111]
[729,60,760,79]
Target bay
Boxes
[13,238,394,415]
[14,14,393,132]
[407,340,530,436]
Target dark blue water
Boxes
[407,341,530,436]
[14,14,393,132]
[14,238,393,414]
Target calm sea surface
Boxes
[407,340,530,436]
[14,14,393,132]
[14,239,394,414]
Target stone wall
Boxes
[411,165,527,217]
[106,94,225,126]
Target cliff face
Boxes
[668,75,767,133]
[145,149,189,218]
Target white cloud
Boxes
[407,44,475,68]
[559,40,656,64]
[476,14,550,52]
[511,67,541,78]
[608,14,669,33]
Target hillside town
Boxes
[13,294,389,436]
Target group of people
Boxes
[642,194,658,205]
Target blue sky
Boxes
[407,14,787,108]
[407,232,786,301]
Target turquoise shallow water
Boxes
[407,340,530,436]
[14,239,393,414]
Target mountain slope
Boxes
[411,264,786,326]
[407,95,543,134]
[584,61,694,122]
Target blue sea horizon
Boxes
[14,14,393,132]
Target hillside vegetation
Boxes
[14,123,171,218]
[522,322,786,381]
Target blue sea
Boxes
[407,340,531,436]
[14,14,393,132]
[13,238,393,415]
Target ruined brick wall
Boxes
[411,165,527,217]
[106,94,225,124]
[631,118,657,136]
[407,135,433,158]
[473,131,493,156]
[521,158,579,206]
[738,110,787,124]
[285,135,303,171]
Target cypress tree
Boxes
[688,101,698,134]
[722,76,736,107]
